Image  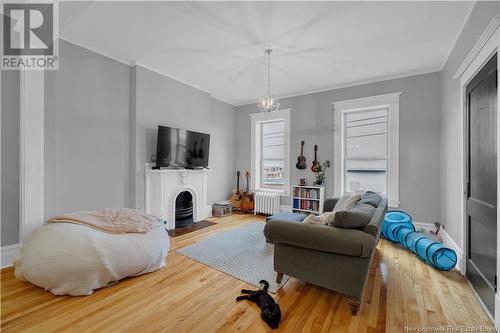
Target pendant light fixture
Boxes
[257,49,280,113]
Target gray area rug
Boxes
[176,221,289,293]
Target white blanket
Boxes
[14,222,169,296]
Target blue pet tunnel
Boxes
[382,210,414,241]
[382,211,457,271]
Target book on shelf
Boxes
[292,200,319,211]
[292,185,324,213]
[293,187,320,199]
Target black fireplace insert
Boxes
[175,191,194,228]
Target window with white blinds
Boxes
[333,93,400,208]
[261,120,285,188]
[344,108,388,194]
[250,109,291,194]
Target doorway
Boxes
[465,53,497,316]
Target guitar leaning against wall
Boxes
[240,171,255,212]
[230,171,243,209]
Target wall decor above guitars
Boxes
[296,141,307,169]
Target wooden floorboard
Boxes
[0,214,494,332]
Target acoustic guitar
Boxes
[311,145,321,172]
[230,171,243,209]
[296,141,307,169]
[240,171,255,212]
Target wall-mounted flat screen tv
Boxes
[155,125,210,169]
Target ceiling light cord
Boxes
[267,49,271,98]
[257,49,280,112]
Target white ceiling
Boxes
[60,1,474,106]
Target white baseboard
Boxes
[438,228,464,274]
[280,205,292,212]
[495,291,500,331]
[201,206,212,220]
[413,221,437,233]
[1,243,20,268]
[495,293,500,329]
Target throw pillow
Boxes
[303,212,336,225]
[303,214,321,224]
[333,194,361,213]
[357,191,382,207]
[331,203,375,229]
[303,194,362,226]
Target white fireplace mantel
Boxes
[145,164,211,230]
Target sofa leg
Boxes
[276,272,283,284]
[347,297,361,315]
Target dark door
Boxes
[466,53,497,316]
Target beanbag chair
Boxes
[14,221,169,296]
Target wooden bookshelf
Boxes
[291,185,325,215]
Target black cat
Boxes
[236,280,282,329]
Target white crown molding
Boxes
[453,14,500,79]
[1,244,20,269]
[60,38,440,109]
[59,38,236,107]
[59,37,133,66]
[440,0,477,71]
[131,62,236,107]
[235,68,440,107]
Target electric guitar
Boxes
[230,171,243,209]
[240,171,255,212]
[311,145,320,172]
[296,141,307,169]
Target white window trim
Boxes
[332,93,401,208]
[250,109,291,195]
[20,70,45,243]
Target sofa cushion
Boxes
[323,197,339,212]
[358,191,382,207]
[264,219,376,257]
[363,197,388,237]
[330,203,375,229]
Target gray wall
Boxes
[44,40,131,218]
[43,41,235,221]
[1,70,20,246]
[132,66,235,209]
[235,72,442,224]
[440,1,500,248]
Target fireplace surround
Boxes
[145,164,211,230]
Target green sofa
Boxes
[263,196,388,315]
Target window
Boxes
[251,109,291,194]
[344,108,388,194]
[261,121,285,187]
[333,93,400,207]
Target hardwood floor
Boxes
[1,214,494,332]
